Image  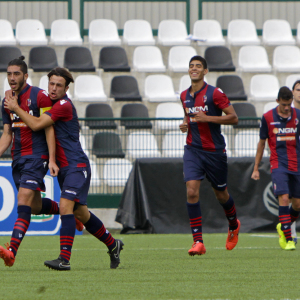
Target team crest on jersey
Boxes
[27,98,31,106]
[295,118,299,125]
[203,95,207,103]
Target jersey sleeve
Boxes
[212,88,231,110]
[259,115,269,140]
[45,100,72,122]
[1,99,11,125]
[37,90,53,115]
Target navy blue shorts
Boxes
[58,165,91,205]
[271,170,300,198]
[12,157,48,191]
[183,145,228,191]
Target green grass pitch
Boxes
[0,233,298,300]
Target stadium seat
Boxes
[216,75,247,101]
[227,19,260,46]
[232,102,260,129]
[50,19,83,45]
[155,102,184,130]
[249,74,279,101]
[15,19,48,46]
[168,46,197,72]
[234,129,268,157]
[79,133,89,157]
[133,46,166,72]
[0,20,16,45]
[285,74,300,90]
[85,103,117,130]
[127,131,161,158]
[4,77,32,92]
[262,19,295,46]
[144,75,177,102]
[193,20,225,46]
[28,46,58,72]
[104,158,133,186]
[0,46,22,72]
[89,159,101,187]
[99,46,130,72]
[158,20,190,46]
[162,131,186,157]
[120,103,152,129]
[92,132,125,158]
[110,75,142,101]
[238,46,272,72]
[74,75,107,101]
[64,47,95,72]
[39,75,72,99]
[123,19,155,45]
[263,102,278,114]
[88,19,121,45]
[273,46,300,72]
[204,46,235,72]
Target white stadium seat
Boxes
[74,75,107,102]
[263,102,278,114]
[273,46,300,72]
[227,19,260,46]
[104,158,133,186]
[238,46,271,72]
[0,19,16,45]
[263,19,295,46]
[168,46,197,72]
[123,20,155,46]
[155,102,184,130]
[133,46,166,72]
[50,19,83,45]
[16,19,48,46]
[158,20,190,46]
[249,74,279,101]
[88,19,121,46]
[162,131,186,157]
[285,74,300,90]
[145,75,177,102]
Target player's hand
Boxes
[49,161,59,177]
[4,90,19,111]
[194,110,208,123]
[251,170,260,180]
[179,122,188,133]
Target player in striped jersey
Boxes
[180,55,240,256]
[252,86,300,250]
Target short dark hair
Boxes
[189,55,207,70]
[292,80,300,90]
[278,86,293,101]
[8,55,27,74]
[47,67,74,87]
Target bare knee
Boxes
[214,189,230,204]
[74,205,90,224]
[187,188,199,203]
[17,188,35,207]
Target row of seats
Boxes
[1,18,300,47]
[2,72,299,103]
[3,43,300,75]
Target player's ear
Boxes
[65,85,69,92]
[24,73,28,81]
[203,68,208,75]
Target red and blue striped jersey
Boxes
[45,95,89,169]
[180,83,231,152]
[1,84,52,160]
[260,107,300,173]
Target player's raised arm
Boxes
[0,124,12,157]
[251,139,266,180]
[4,91,54,131]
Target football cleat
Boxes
[75,218,84,231]
[284,240,296,251]
[226,219,241,250]
[188,241,206,256]
[0,243,15,267]
[276,223,287,250]
[44,256,71,271]
[108,239,124,269]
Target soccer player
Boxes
[5,67,124,270]
[179,55,240,256]
[292,80,300,110]
[251,86,300,251]
[0,56,60,267]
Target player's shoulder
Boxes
[180,88,189,99]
